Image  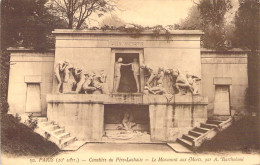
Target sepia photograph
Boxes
[1,0,259,164]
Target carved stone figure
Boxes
[145,81,165,95]
[74,67,85,93]
[174,69,194,95]
[54,60,69,93]
[187,73,201,95]
[163,68,177,94]
[142,66,165,95]
[82,73,96,94]
[146,67,164,88]
[121,111,136,131]
[113,58,131,92]
[63,64,76,93]
[93,70,108,94]
[131,58,140,92]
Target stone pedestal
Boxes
[46,94,208,142]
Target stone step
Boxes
[52,128,65,135]
[182,134,196,142]
[58,132,70,140]
[61,137,77,148]
[206,120,222,125]
[188,130,202,137]
[167,143,192,153]
[193,127,210,133]
[45,124,60,131]
[34,118,84,151]
[34,126,62,146]
[38,121,54,126]
[200,123,218,129]
[177,138,193,149]
[35,117,47,122]
[62,141,87,151]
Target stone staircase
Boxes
[175,117,232,151]
[34,117,86,151]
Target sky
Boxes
[115,0,194,26]
[90,0,239,27]
[88,0,194,27]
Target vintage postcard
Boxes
[1,0,259,164]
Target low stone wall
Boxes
[7,48,54,116]
[201,49,248,117]
[46,94,207,142]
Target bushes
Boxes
[0,97,9,114]
[1,113,60,156]
[197,116,260,152]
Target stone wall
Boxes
[7,30,248,119]
[7,48,54,116]
[7,47,249,118]
[53,30,203,93]
[201,49,248,117]
[46,94,208,142]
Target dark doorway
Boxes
[115,53,139,93]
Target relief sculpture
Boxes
[142,65,201,95]
[54,60,201,95]
[55,61,108,94]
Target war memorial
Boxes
[7,29,248,150]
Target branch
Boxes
[62,0,69,11]
[53,0,67,12]
[82,0,97,20]
[192,0,200,5]
[77,0,85,25]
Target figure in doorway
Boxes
[131,58,140,93]
[114,57,131,92]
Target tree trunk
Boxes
[68,22,73,29]
[68,15,73,29]
[76,20,84,29]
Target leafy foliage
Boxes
[1,113,59,156]
[1,0,67,50]
[24,113,38,130]
[96,24,173,40]
[180,0,259,111]
[1,0,67,109]
[232,0,260,111]
[179,0,232,50]
[232,0,259,51]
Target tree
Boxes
[1,0,67,50]
[178,6,202,30]
[48,0,118,29]
[232,0,260,112]
[179,0,232,50]
[1,0,67,112]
